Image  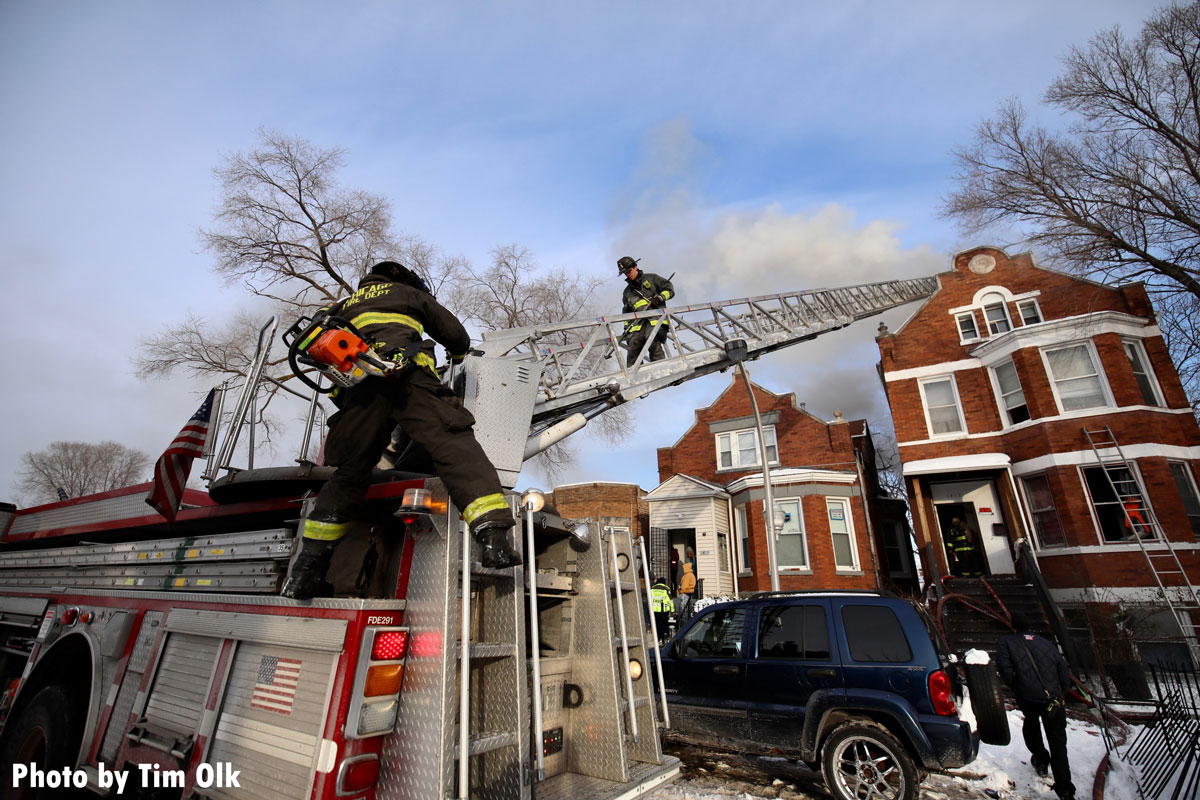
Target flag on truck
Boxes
[146,388,216,523]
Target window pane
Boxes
[1083,465,1152,542]
[985,303,1011,333]
[995,360,1030,424]
[923,379,956,406]
[1124,341,1160,406]
[828,500,855,568]
[1019,300,1042,324]
[677,607,746,658]
[842,606,911,663]
[1046,345,1095,380]
[957,313,978,339]
[995,361,1020,394]
[1168,462,1200,540]
[776,500,807,567]
[765,428,778,464]
[757,606,830,660]
[1057,377,1106,410]
[735,506,750,567]
[1022,474,1066,547]
[928,405,964,434]
[718,434,732,468]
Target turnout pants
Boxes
[624,322,668,367]
[1016,697,1074,798]
[308,367,506,539]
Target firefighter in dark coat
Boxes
[617,256,674,367]
[283,261,519,600]
[996,612,1076,800]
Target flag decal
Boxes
[251,655,302,715]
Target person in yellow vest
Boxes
[651,575,675,642]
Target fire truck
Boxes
[0,277,936,800]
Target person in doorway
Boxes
[617,256,674,367]
[282,260,520,601]
[669,548,681,594]
[996,612,1076,800]
[945,517,985,577]
[650,575,674,643]
[676,561,696,625]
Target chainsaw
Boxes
[284,311,398,394]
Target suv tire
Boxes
[821,720,919,800]
[964,662,1011,746]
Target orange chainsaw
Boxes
[284,311,398,393]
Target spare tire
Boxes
[964,662,1010,746]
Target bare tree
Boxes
[448,244,630,482]
[135,131,465,448]
[16,441,149,505]
[944,3,1200,402]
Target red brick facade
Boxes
[653,377,913,594]
[877,246,1200,609]
[548,482,649,537]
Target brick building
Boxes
[648,376,915,597]
[547,482,649,538]
[877,246,1200,658]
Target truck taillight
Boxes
[346,625,409,739]
[929,669,957,716]
[372,630,408,660]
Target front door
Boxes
[931,480,1015,575]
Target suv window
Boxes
[757,605,830,660]
[842,605,912,662]
[677,607,746,658]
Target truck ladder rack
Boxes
[0,528,294,594]
[1084,427,1200,665]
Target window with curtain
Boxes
[1044,344,1108,411]
[920,376,965,435]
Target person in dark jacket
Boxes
[996,612,1075,799]
[283,260,519,600]
[617,256,674,367]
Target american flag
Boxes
[145,389,216,523]
[251,655,302,715]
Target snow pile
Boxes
[964,648,991,665]
[692,595,737,613]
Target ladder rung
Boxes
[458,642,516,660]
[455,730,518,758]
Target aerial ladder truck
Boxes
[0,276,936,800]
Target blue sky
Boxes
[0,0,1161,504]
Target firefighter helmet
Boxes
[370,260,431,294]
[617,256,639,274]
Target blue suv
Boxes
[658,591,978,800]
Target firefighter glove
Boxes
[649,294,665,309]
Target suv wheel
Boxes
[821,721,918,800]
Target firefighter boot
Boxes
[470,509,520,569]
[282,537,339,600]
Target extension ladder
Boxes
[1084,427,1200,666]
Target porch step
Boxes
[938,577,1052,656]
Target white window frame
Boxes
[1122,337,1164,407]
[826,497,860,571]
[1017,299,1043,326]
[1167,461,1200,540]
[981,292,1012,335]
[1078,461,1156,544]
[734,504,751,574]
[774,498,810,570]
[716,426,779,471]
[990,358,1030,427]
[1040,341,1113,414]
[956,311,980,343]
[1020,473,1067,549]
[918,375,966,437]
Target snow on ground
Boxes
[646,699,1140,800]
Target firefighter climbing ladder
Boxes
[477,277,938,439]
[1084,426,1200,665]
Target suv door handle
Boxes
[712,665,740,675]
[807,668,836,679]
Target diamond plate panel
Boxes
[7,490,156,535]
[461,356,542,487]
[128,611,164,673]
[378,484,461,800]
[610,528,663,765]
[564,522,629,782]
[535,756,680,800]
[101,674,140,762]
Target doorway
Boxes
[668,529,696,595]
[931,480,1016,576]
